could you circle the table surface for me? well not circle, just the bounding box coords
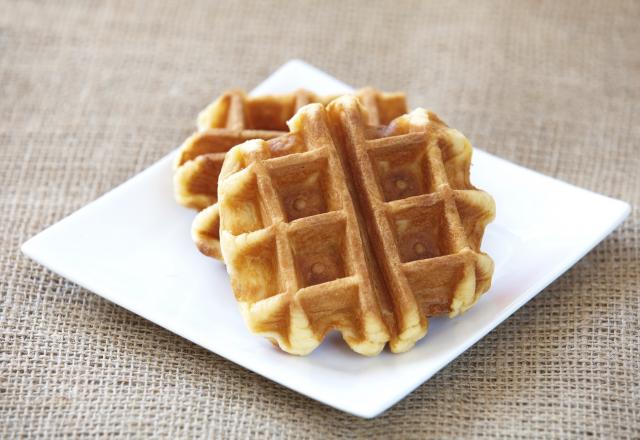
[2,1,638,438]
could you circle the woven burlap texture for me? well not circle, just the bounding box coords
[1,0,638,438]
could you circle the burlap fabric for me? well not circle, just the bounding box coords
[2,0,638,438]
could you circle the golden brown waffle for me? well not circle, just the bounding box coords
[206,96,495,356]
[174,88,407,212]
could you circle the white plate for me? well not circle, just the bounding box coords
[22,60,631,418]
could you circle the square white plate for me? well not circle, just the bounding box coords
[22,60,630,418]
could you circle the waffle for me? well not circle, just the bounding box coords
[210,96,495,355]
[174,88,407,211]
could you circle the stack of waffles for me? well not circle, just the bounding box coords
[173,88,495,355]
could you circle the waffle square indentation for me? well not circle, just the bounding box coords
[289,218,350,288]
[369,143,434,202]
[389,200,455,263]
[269,157,336,222]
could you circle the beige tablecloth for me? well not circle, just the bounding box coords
[2,1,638,438]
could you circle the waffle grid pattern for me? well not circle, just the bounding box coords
[218,98,495,354]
